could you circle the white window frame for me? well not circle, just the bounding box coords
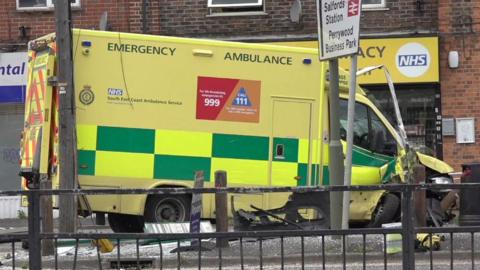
[16,0,81,11]
[208,0,262,8]
[362,0,386,9]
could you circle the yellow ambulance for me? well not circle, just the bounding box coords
[20,29,453,232]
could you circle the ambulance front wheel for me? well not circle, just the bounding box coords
[368,193,400,228]
[144,195,191,223]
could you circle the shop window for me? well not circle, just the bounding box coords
[17,0,80,11]
[365,86,441,158]
[363,0,386,9]
[208,0,265,16]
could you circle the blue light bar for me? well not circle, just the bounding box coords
[303,58,312,64]
[81,41,92,47]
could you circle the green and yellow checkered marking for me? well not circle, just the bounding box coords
[321,144,397,185]
[96,151,154,179]
[213,134,269,160]
[77,125,319,185]
[97,126,155,154]
[155,130,212,157]
[77,125,396,186]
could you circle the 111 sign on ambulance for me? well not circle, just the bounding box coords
[317,0,362,60]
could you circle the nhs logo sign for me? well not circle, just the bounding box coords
[398,54,428,67]
[396,43,430,78]
[108,88,123,96]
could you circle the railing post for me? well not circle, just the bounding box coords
[215,171,229,248]
[28,188,42,270]
[413,165,426,226]
[40,177,54,256]
[401,184,415,270]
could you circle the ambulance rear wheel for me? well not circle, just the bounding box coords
[108,213,145,233]
[144,195,191,223]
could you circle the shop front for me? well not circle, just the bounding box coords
[0,52,27,191]
[271,36,442,158]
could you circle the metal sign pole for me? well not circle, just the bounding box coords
[317,0,362,230]
[328,59,345,230]
[341,54,358,229]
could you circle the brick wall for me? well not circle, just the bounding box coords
[157,0,438,39]
[439,0,480,170]
[0,0,141,45]
[361,0,438,35]
[156,0,317,38]
[0,0,439,44]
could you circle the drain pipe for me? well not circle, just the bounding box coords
[142,0,148,33]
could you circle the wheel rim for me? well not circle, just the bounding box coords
[154,198,186,222]
[375,204,385,220]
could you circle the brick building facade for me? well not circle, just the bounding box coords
[1,0,439,43]
[0,0,477,171]
[438,0,480,171]
[0,0,147,48]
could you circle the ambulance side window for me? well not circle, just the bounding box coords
[339,99,396,156]
[339,100,370,150]
[370,111,397,156]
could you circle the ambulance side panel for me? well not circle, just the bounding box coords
[71,30,325,217]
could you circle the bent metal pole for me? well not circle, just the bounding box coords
[341,54,358,229]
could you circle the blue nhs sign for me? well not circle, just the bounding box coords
[0,52,27,103]
[108,88,123,96]
[398,54,428,67]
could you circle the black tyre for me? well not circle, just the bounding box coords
[368,193,400,228]
[144,195,191,223]
[108,213,145,233]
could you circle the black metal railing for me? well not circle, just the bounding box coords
[0,183,479,269]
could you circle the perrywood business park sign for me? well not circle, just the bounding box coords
[317,0,362,60]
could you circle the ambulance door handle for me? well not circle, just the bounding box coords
[275,144,285,159]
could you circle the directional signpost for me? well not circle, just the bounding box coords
[316,0,362,229]
[318,0,362,61]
